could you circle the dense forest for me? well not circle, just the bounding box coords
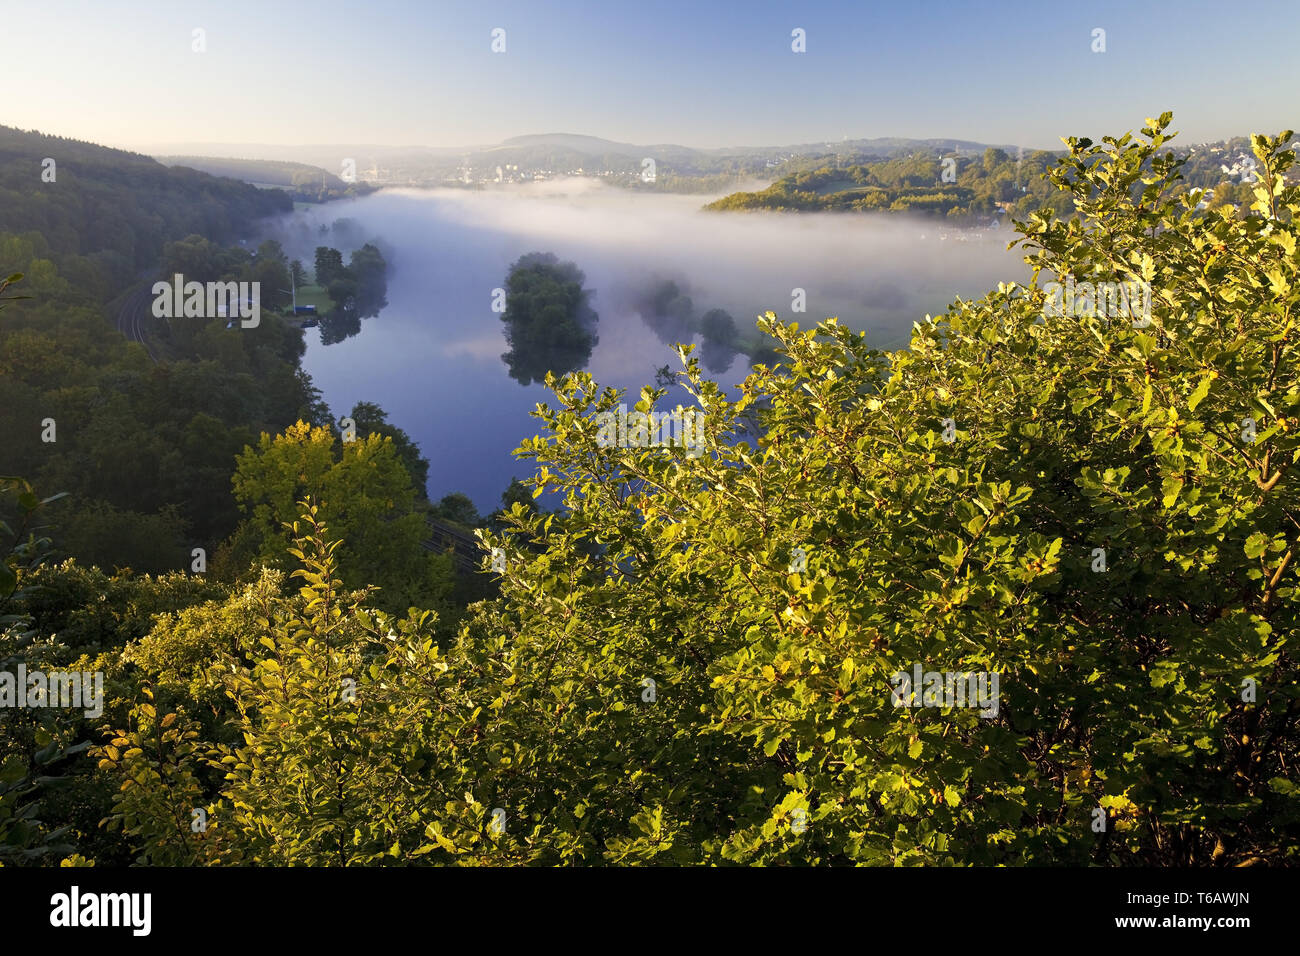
[0,126,293,300]
[0,126,472,619]
[2,115,1298,867]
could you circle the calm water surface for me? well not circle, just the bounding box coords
[264,182,1028,511]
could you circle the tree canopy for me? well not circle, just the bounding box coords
[3,115,1297,867]
[499,252,600,386]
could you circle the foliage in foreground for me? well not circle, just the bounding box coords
[472,115,1300,864]
[7,116,1300,865]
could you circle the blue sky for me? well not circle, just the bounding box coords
[4,0,1296,151]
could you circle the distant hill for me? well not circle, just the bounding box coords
[127,133,1033,190]
[703,134,1281,223]
[462,133,1027,183]
[121,130,1281,197]
[155,154,376,203]
[704,146,1070,223]
[497,133,649,156]
[493,132,1018,161]
[157,155,347,189]
[760,136,1020,157]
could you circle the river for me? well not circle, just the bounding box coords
[261,180,1028,511]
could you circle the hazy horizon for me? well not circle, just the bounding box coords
[7,122,1277,174]
[4,0,1296,157]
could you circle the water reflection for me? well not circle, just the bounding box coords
[257,182,1027,510]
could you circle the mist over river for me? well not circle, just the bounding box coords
[261,180,1029,511]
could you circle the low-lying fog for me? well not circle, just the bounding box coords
[259,180,1030,509]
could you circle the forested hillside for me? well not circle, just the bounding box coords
[0,126,447,592]
[705,147,1069,221]
[706,137,1271,225]
[155,156,376,203]
[0,126,291,301]
[0,126,321,572]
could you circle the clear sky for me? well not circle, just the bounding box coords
[3,0,1296,152]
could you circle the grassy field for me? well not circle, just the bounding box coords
[294,283,334,311]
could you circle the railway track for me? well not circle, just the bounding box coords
[113,282,158,362]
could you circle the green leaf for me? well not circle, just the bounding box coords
[1244,533,1269,559]
[1161,476,1183,508]
[0,755,27,785]
[1187,375,1213,411]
